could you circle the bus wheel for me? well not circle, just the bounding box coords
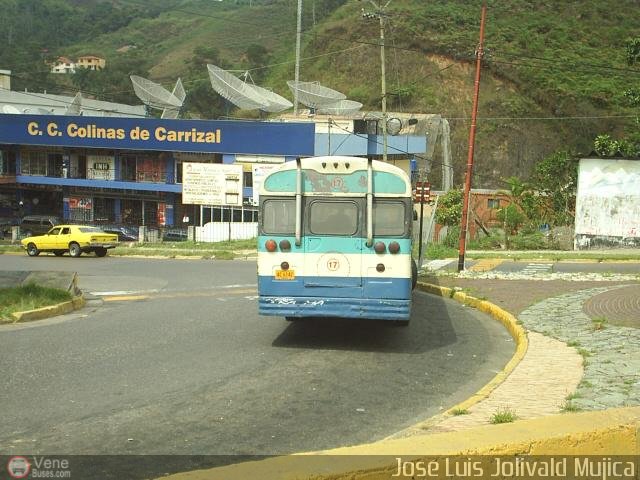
[411,259,418,290]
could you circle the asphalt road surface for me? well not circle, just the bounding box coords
[0,255,513,475]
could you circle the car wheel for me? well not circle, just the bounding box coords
[69,242,82,257]
[95,247,108,257]
[26,243,40,257]
[54,250,65,257]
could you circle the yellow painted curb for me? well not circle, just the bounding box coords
[416,282,528,416]
[9,294,86,323]
[161,407,640,480]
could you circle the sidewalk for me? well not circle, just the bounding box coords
[398,273,640,437]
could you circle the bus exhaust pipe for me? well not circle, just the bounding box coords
[295,157,302,246]
[366,158,373,247]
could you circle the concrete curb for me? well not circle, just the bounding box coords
[161,407,640,480]
[416,281,529,416]
[9,294,86,323]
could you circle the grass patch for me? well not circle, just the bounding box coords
[577,348,591,358]
[567,340,581,347]
[580,380,594,389]
[0,283,72,321]
[561,400,581,412]
[591,316,608,330]
[424,243,458,260]
[450,408,470,416]
[490,407,518,424]
[110,238,258,259]
[566,392,581,401]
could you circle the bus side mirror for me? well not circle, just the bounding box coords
[413,210,418,221]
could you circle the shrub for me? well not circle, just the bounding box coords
[507,232,548,250]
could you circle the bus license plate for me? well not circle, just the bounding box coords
[275,269,295,280]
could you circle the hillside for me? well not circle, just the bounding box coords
[2,0,639,188]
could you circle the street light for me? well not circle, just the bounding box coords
[362,0,391,162]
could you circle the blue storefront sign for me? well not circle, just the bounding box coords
[0,114,315,156]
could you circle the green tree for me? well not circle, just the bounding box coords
[245,44,269,82]
[530,151,579,226]
[435,188,463,226]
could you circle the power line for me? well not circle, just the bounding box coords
[325,118,510,187]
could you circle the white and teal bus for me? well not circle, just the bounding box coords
[257,156,416,325]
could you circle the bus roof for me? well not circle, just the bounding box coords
[259,156,411,197]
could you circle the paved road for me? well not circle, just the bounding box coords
[0,256,513,470]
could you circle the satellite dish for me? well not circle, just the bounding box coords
[247,83,293,113]
[2,105,21,114]
[64,92,83,116]
[386,117,403,135]
[23,107,52,115]
[207,64,269,111]
[286,80,346,109]
[316,99,363,115]
[131,75,183,111]
[161,78,186,119]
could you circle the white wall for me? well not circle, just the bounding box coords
[575,158,640,248]
[195,222,257,242]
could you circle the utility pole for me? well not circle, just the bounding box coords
[294,0,302,116]
[362,0,391,161]
[457,3,487,272]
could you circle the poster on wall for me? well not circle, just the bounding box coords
[137,158,166,183]
[157,203,166,226]
[68,197,93,210]
[252,164,281,206]
[86,155,115,180]
[182,163,242,206]
[575,158,640,238]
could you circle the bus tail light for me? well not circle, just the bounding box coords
[265,239,278,252]
[374,241,386,254]
[279,239,291,251]
[388,241,401,254]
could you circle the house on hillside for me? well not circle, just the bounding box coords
[50,56,75,74]
[76,55,106,71]
[50,55,106,74]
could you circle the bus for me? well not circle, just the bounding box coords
[257,156,417,325]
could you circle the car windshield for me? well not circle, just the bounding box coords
[78,227,105,233]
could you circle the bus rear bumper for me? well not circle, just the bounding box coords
[258,296,411,321]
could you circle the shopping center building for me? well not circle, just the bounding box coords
[0,80,428,230]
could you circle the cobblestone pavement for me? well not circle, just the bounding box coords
[519,285,640,410]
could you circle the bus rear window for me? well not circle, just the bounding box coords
[373,202,406,236]
[262,199,295,234]
[309,201,358,236]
